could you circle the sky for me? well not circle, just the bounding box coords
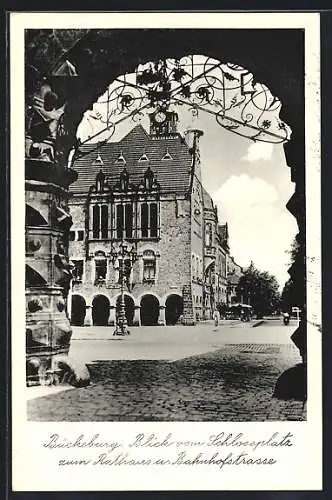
[76,57,298,290]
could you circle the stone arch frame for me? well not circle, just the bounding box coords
[137,291,162,305]
[139,293,161,326]
[70,293,86,326]
[91,293,110,326]
[25,29,306,373]
[113,292,136,326]
[164,293,184,326]
[111,291,137,308]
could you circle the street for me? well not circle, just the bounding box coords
[27,320,306,421]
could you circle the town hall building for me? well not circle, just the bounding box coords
[67,111,236,327]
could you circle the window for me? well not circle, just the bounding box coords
[141,203,149,237]
[72,260,83,281]
[69,230,75,241]
[101,205,108,238]
[92,205,108,239]
[143,250,156,282]
[116,204,124,239]
[205,222,213,247]
[77,230,84,241]
[150,203,158,237]
[92,205,100,239]
[141,202,159,238]
[116,204,133,239]
[95,252,107,283]
[125,204,133,238]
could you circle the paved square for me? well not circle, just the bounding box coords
[27,321,306,421]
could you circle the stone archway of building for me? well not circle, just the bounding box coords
[116,294,135,326]
[71,294,86,326]
[140,294,160,326]
[25,29,306,394]
[92,294,110,326]
[165,294,184,325]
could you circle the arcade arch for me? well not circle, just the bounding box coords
[71,294,86,326]
[165,294,183,326]
[92,294,110,326]
[115,294,135,326]
[140,294,160,326]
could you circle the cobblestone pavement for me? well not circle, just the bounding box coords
[27,323,306,422]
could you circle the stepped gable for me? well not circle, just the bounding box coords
[70,124,193,194]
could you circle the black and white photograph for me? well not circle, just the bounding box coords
[10,11,322,492]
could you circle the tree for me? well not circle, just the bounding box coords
[237,262,280,318]
[281,235,306,312]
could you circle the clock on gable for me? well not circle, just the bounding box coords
[149,110,179,137]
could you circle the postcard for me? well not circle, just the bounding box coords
[10,11,321,492]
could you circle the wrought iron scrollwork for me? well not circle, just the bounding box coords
[79,55,291,157]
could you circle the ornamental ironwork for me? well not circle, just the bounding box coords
[77,55,291,160]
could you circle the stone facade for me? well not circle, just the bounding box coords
[68,119,236,327]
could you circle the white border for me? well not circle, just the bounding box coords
[10,12,321,492]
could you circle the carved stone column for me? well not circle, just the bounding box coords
[108,306,116,326]
[25,73,89,387]
[84,305,93,326]
[133,305,141,326]
[158,305,166,326]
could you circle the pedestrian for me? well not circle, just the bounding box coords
[213,309,220,327]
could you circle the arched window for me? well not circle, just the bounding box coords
[143,250,156,282]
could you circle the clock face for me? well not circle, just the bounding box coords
[155,111,167,123]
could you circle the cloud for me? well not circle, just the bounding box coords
[242,142,274,162]
[213,174,278,210]
[212,174,297,288]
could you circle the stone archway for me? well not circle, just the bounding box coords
[140,294,160,326]
[92,294,110,326]
[116,294,135,326]
[24,28,306,387]
[71,294,86,326]
[165,294,183,325]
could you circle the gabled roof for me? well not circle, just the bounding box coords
[70,124,193,195]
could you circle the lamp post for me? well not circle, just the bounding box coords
[111,232,137,336]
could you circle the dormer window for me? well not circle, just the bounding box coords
[138,152,149,162]
[161,148,173,160]
[93,153,104,166]
[115,150,126,165]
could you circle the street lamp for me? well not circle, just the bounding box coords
[110,232,137,336]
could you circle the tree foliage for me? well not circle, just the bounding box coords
[281,236,306,312]
[237,262,280,318]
